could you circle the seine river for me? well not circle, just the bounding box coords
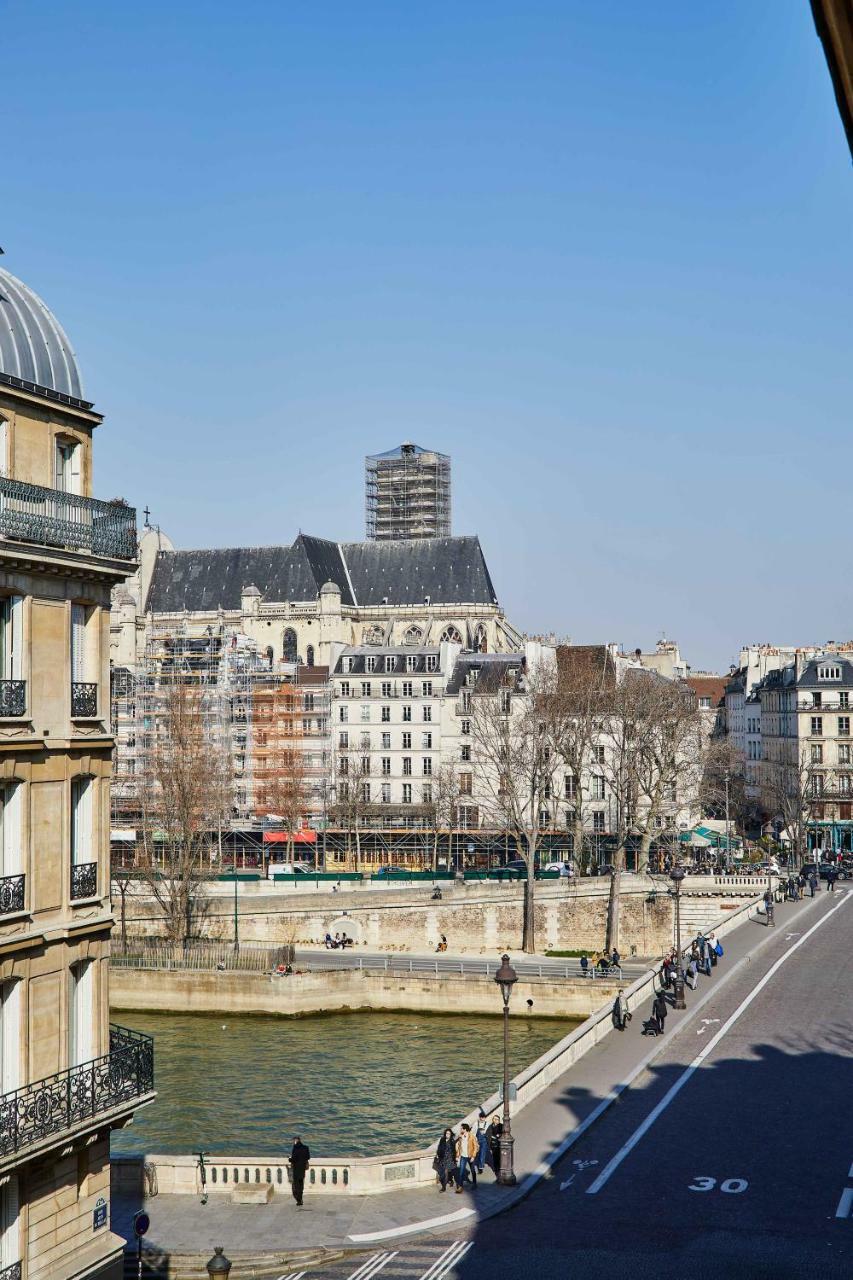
[112,1009,574,1157]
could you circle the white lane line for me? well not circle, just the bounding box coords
[588,891,851,1195]
[347,1253,399,1280]
[349,1206,474,1243]
[848,1160,853,1179]
[835,1188,853,1219]
[420,1239,474,1280]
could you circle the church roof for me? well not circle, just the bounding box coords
[144,533,498,614]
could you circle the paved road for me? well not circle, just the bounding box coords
[301,890,853,1279]
[294,949,647,981]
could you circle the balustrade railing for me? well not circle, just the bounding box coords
[0,1024,153,1159]
[0,874,25,916]
[0,1262,22,1280]
[71,861,98,901]
[71,682,98,718]
[0,476,136,560]
[0,681,26,718]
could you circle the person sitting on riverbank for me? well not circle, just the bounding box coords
[436,935,448,952]
[324,933,335,949]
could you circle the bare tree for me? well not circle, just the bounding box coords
[258,746,312,864]
[469,658,559,953]
[761,745,821,867]
[137,681,231,947]
[424,764,463,872]
[329,749,371,871]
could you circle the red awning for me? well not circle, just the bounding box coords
[262,830,317,844]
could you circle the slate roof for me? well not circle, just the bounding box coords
[797,656,853,687]
[444,653,523,696]
[145,534,498,614]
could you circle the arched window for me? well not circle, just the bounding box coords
[306,645,315,668]
[283,629,297,662]
[474,625,487,653]
[403,625,423,646]
[440,625,463,645]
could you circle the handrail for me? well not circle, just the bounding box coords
[0,476,136,560]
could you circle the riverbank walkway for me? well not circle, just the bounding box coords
[113,889,825,1270]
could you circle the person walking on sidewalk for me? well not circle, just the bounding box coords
[433,1128,457,1193]
[289,1136,310,1206]
[827,867,838,892]
[612,988,631,1031]
[475,1114,489,1174]
[763,888,775,927]
[486,1114,503,1178]
[809,871,818,898]
[455,1123,478,1191]
[652,990,668,1035]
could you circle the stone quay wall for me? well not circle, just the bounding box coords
[117,875,760,957]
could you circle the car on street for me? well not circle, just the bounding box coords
[374,864,409,878]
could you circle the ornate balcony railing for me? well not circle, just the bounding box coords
[0,680,26,718]
[0,1263,22,1280]
[0,1024,154,1159]
[0,476,136,561]
[71,860,98,901]
[0,873,25,917]
[71,682,98,718]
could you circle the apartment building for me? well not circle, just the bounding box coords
[0,265,153,1280]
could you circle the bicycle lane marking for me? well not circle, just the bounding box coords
[587,889,852,1195]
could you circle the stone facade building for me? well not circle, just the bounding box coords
[0,266,153,1280]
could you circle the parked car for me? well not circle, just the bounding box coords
[543,860,575,877]
[374,864,409,878]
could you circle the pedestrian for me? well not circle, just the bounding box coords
[827,868,837,893]
[696,934,711,977]
[797,873,806,900]
[707,932,719,967]
[686,956,698,990]
[610,948,621,970]
[652,990,668,1035]
[289,1136,310,1206]
[475,1114,489,1174]
[454,1123,478,1191]
[763,888,774,927]
[486,1113,503,1177]
[809,871,818,898]
[579,954,589,977]
[612,988,631,1031]
[433,1128,457,1193]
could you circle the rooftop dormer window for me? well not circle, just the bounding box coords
[817,665,841,681]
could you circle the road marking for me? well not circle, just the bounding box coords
[835,1188,853,1219]
[587,891,852,1195]
[848,1160,853,1179]
[419,1240,474,1279]
[276,1273,304,1280]
[349,1207,474,1243]
[347,1253,399,1280]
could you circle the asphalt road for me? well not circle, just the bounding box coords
[294,949,648,981]
[305,889,853,1280]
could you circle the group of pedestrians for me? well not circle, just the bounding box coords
[433,1113,503,1192]
[580,947,621,976]
[626,930,724,1037]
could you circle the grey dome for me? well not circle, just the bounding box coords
[0,267,83,399]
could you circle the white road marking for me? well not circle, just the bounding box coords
[835,1188,853,1219]
[276,1273,304,1280]
[848,1160,853,1179]
[419,1240,474,1279]
[347,1253,399,1280]
[559,1174,576,1191]
[349,1207,474,1243]
[587,891,852,1195]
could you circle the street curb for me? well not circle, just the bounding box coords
[124,1245,346,1279]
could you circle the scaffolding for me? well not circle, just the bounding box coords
[365,442,451,541]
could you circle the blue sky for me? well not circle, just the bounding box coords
[3,1,851,671]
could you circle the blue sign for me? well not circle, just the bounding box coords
[93,1198,108,1231]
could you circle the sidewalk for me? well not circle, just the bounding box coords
[114,889,825,1267]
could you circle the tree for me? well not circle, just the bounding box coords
[424,764,463,872]
[329,749,371,871]
[137,681,231,947]
[761,745,821,867]
[468,657,559,953]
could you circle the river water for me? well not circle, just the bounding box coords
[112,1009,574,1158]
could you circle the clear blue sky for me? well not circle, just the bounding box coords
[4,1,851,671]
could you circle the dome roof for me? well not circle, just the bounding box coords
[0,267,84,400]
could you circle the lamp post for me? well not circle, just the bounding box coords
[669,864,686,1010]
[494,953,518,1186]
[206,1246,232,1278]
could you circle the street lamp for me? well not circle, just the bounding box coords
[669,864,687,1010]
[494,953,518,1186]
[206,1246,232,1278]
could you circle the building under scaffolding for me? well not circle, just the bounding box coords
[365,442,451,541]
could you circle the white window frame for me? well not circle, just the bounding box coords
[71,776,94,868]
[0,1173,20,1271]
[69,958,94,1067]
[0,979,22,1095]
[0,596,23,684]
[0,782,23,881]
[55,437,81,495]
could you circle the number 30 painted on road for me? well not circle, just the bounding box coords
[689,1177,748,1193]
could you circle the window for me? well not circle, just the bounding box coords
[306,645,314,667]
[591,775,605,800]
[365,656,377,673]
[406,655,418,672]
[840,692,849,710]
[565,775,577,799]
[402,705,412,722]
[385,656,395,673]
[459,773,472,796]
[818,665,841,681]
[838,775,851,796]
[361,682,372,698]
[426,655,438,673]
[810,774,824,797]
[461,745,471,762]
[458,805,479,829]
[360,783,371,803]
[839,717,851,737]
[0,979,22,1095]
[339,681,350,698]
[402,681,413,697]
[402,732,412,749]
[344,656,355,673]
[461,691,472,712]
[422,681,433,697]
[381,783,391,804]
[839,744,851,765]
[404,627,422,648]
[423,758,432,776]
[441,626,463,645]
[69,959,94,1067]
[339,706,349,723]
[71,777,94,868]
[699,696,711,709]
[812,692,822,708]
[0,596,23,685]
[461,719,471,736]
[283,628,298,662]
[595,745,606,765]
[71,602,96,692]
[381,682,392,697]
[360,732,370,749]
[811,717,823,737]
[422,784,432,804]
[360,704,371,722]
[55,438,81,494]
[381,732,391,749]
[812,744,824,764]
[423,706,432,722]
[339,757,349,776]
[403,757,412,776]
[422,732,432,749]
[381,757,391,776]
[402,783,412,804]
[592,811,605,833]
[500,690,511,714]
[381,706,391,722]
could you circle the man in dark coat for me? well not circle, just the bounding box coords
[289,1136,310,1206]
[652,991,668,1035]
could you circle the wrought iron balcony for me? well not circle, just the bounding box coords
[71,860,98,901]
[0,873,25,917]
[0,1024,154,1160]
[0,476,136,561]
[0,1263,22,1280]
[0,680,26,718]
[71,682,98,718]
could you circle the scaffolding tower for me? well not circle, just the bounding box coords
[365,442,451,540]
